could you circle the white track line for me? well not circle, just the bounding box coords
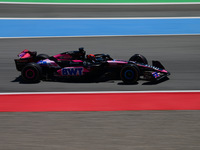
[0,34,200,39]
[1,2,200,5]
[1,17,200,19]
[0,90,200,95]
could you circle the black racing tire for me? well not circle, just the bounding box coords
[129,54,148,64]
[120,65,140,84]
[35,54,49,62]
[21,63,42,83]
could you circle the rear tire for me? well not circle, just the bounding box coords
[129,54,148,64]
[120,65,140,84]
[21,63,42,83]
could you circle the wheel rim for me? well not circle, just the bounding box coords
[124,70,134,80]
[25,69,35,79]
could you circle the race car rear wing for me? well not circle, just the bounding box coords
[15,49,37,71]
[18,49,37,59]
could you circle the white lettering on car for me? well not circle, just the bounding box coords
[62,67,83,76]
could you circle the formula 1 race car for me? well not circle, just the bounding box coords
[14,47,170,84]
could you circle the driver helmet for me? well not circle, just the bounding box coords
[87,54,95,61]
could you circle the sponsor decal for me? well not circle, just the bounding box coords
[138,64,161,71]
[62,67,83,76]
[37,60,59,67]
[37,60,47,65]
[19,52,25,58]
[152,72,160,78]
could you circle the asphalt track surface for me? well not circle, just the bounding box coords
[1,111,200,150]
[0,3,200,18]
[1,3,200,150]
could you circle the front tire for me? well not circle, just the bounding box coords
[120,65,140,84]
[21,63,42,83]
[129,54,148,64]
